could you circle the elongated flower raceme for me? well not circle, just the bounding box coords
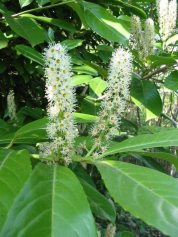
[7,90,17,121]
[144,18,155,57]
[131,16,155,61]
[131,15,146,60]
[90,48,132,158]
[156,0,177,41]
[40,43,78,163]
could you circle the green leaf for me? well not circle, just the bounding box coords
[15,44,44,65]
[14,117,48,144]
[36,0,50,6]
[19,0,33,8]
[22,14,76,33]
[164,71,178,91]
[5,14,47,46]
[96,160,178,237]
[101,129,178,157]
[73,65,98,76]
[75,112,97,123]
[79,178,116,223]
[0,150,31,230]
[147,55,177,68]
[0,30,8,49]
[82,1,130,44]
[131,77,162,120]
[1,163,97,237]
[111,0,147,19]
[166,34,178,46]
[89,77,107,97]
[62,39,83,50]
[5,113,97,145]
[72,75,92,86]
[130,151,178,170]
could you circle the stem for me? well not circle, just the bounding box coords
[0,0,75,21]
[162,112,178,128]
[85,144,97,157]
[142,64,177,80]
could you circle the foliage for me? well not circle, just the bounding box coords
[0,0,178,237]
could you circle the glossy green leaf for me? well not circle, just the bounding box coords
[15,44,44,65]
[75,112,97,123]
[100,129,178,157]
[4,14,46,46]
[89,77,107,97]
[80,178,116,223]
[0,30,8,49]
[62,39,83,50]
[22,14,76,33]
[19,0,33,8]
[36,0,50,6]
[1,113,97,145]
[0,150,31,230]
[96,160,178,237]
[111,0,147,18]
[73,65,98,76]
[164,71,178,91]
[14,117,48,144]
[82,1,130,44]
[72,75,92,86]
[130,151,178,170]
[147,55,177,68]
[67,2,89,28]
[1,163,97,237]
[131,77,162,120]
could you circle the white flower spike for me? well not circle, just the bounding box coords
[40,42,78,164]
[90,47,132,156]
[156,0,177,41]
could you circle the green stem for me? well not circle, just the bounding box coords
[5,138,14,149]
[0,0,75,21]
[85,144,97,157]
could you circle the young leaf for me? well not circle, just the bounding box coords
[96,160,178,237]
[89,77,107,97]
[72,75,92,86]
[0,150,31,230]
[1,163,97,237]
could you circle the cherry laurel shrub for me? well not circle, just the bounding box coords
[0,0,178,237]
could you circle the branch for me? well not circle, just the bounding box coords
[142,65,169,80]
[0,0,75,21]
[162,112,178,128]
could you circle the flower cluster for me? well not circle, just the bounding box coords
[131,16,155,61]
[39,43,78,163]
[156,0,177,41]
[7,90,16,121]
[90,48,132,157]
